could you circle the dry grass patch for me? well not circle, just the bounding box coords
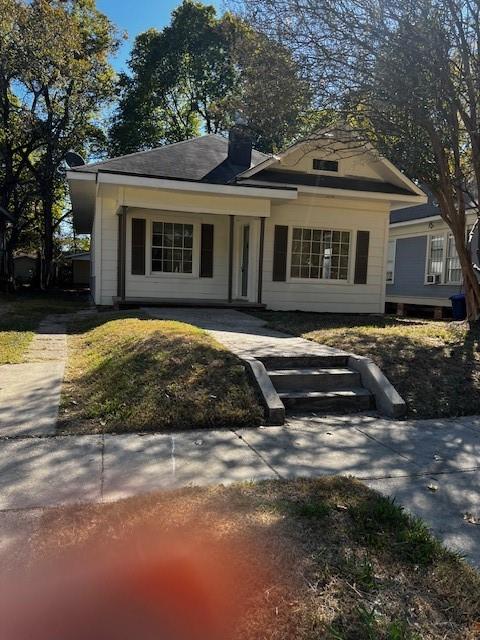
[0,292,87,364]
[16,478,480,639]
[60,312,263,433]
[252,312,480,418]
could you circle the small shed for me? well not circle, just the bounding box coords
[14,254,37,284]
[71,252,91,285]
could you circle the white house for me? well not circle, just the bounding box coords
[68,127,425,312]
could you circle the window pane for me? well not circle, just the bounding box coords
[151,222,194,273]
[446,235,461,283]
[300,266,310,278]
[386,240,395,283]
[290,227,350,280]
[152,260,162,272]
[428,236,444,276]
[184,227,193,248]
[291,266,300,277]
[163,223,172,246]
[173,224,183,247]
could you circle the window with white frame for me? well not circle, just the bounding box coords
[446,234,462,284]
[386,240,396,283]
[151,222,193,273]
[290,228,350,280]
[427,235,444,277]
[425,228,473,284]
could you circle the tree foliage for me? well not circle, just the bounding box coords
[109,0,311,155]
[0,0,118,287]
[238,0,480,322]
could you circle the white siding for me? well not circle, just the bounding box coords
[94,190,119,305]
[93,183,390,312]
[262,194,389,313]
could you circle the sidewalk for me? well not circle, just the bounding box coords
[1,414,479,566]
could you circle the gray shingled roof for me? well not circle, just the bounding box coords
[71,134,270,184]
[240,169,414,196]
[390,187,439,224]
[390,202,440,224]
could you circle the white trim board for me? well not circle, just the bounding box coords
[68,171,298,200]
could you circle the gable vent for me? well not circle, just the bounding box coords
[313,159,338,172]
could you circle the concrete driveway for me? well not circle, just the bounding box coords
[1,413,479,567]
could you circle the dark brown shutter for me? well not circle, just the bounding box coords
[200,223,214,278]
[131,218,146,275]
[272,225,288,281]
[354,230,370,284]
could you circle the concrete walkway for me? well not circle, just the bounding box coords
[144,307,348,359]
[0,414,479,566]
[0,315,68,437]
[0,310,95,437]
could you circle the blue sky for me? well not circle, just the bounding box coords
[96,0,222,73]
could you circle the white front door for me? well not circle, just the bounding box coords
[239,223,250,298]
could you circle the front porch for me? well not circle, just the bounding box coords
[115,297,266,310]
[116,204,268,307]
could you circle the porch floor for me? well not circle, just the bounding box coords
[117,298,267,310]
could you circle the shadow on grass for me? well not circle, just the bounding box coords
[0,290,90,364]
[29,477,480,640]
[60,312,264,433]
[254,312,480,418]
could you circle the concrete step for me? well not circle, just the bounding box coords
[259,354,349,370]
[268,367,361,392]
[278,388,373,412]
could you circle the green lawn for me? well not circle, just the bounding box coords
[59,312,264,433]
[252,312,480,418]
[0,292,88,364]
[27,477,480,639]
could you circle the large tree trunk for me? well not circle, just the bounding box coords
[436,184,480,324]
[41,195,55,289]
[456,232,480,323]
[4,228,18,292]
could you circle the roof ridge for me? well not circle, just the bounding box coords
[71,134,219,171]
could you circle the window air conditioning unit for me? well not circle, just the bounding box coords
[426,273,441,284]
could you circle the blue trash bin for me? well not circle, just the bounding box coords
[450,293,467,320]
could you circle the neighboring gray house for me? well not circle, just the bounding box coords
[386,191,478,315]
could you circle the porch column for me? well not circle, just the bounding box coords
[228,214,235,303]
[257,217,266,304]
[116,205,127,301]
